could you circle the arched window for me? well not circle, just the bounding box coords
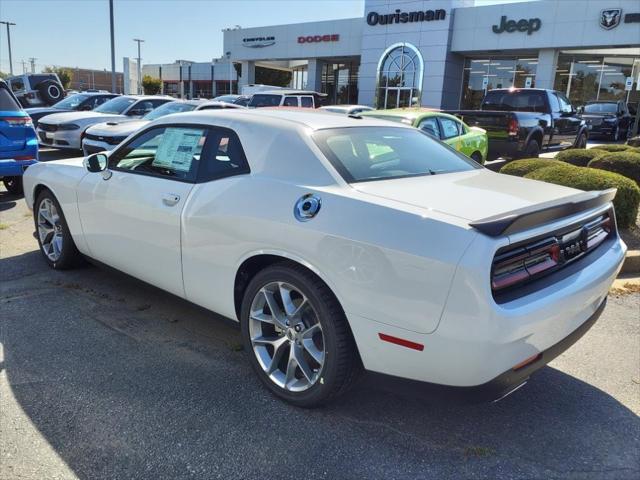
[376,43,424,109]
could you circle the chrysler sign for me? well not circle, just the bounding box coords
[242,36,275,48]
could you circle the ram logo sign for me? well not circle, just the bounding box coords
[600,9,622,30]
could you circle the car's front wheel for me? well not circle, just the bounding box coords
[34,190,82,269]
[240,264,360,407]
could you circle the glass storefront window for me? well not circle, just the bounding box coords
[553,52,639,107]
[376,43,423,109]
[460,56,538,109]
[321,61,359,105]
[292,66,308,90]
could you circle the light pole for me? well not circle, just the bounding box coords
[109,0,116,93]
[226,51,232,95]
[0,21,16,75]
[133,38,144,94]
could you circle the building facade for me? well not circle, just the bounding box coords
[220,0,639,108]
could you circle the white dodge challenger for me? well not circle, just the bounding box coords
[23,109,626,406]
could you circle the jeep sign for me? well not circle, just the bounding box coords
[492,16,542,35]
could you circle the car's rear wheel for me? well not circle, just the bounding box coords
[240,263,359,407]
[34,190,82,269]
[574,132,588,149]
[3,176,23,195]
[523,139,540,158]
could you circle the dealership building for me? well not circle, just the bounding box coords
[139,0,640,109]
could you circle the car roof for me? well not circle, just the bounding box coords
[197,100,245,109]
[360,108,460,123]
[257,90,327,97]
[151,108,411,131]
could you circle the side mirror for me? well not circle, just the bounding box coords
[576,106,584,114]
[85,153,108,173]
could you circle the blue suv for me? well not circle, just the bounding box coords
[0,79,38,195]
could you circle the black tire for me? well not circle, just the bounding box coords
[240,263,360,407]
[33,189,82,269]
[574,132,588,149]
[522,139,540,158]
[37,80,64,105]
[3,176,23,195]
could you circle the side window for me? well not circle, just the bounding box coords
[95,96,112,107]
[438,117,461,139]
[198,129,250,182]
[300,96,314,108]
[556,93,573,113]
[417,117,441,139]
[283,96,298,107]
[549,93,560,113]
[149,99,169,108]
[110,126,207,182]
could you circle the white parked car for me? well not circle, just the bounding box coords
[23,110,626,406]
[82,100,245,155]
[320,105,373,115]
[248,90,326,108]
[36,95,172,150]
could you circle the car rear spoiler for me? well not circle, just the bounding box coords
[469,188,617,237]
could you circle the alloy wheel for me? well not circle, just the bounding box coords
[249,281,325,392]
[37,198,63,262]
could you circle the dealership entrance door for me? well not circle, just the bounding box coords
[384,87,413,108]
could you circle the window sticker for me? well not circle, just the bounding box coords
[153,128,204,172]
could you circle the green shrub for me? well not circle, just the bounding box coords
[525,166,640,229]
[555,148,604,166]
[627,135,640,148]
[588,151,640,186]
[590,144,633,153]
[499,158,570,177]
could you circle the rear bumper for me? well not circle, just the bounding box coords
[366,296,606,402]
[0,158,38,177]
[487,138,523,160]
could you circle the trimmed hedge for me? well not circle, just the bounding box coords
[525,166,640,229]
[499,158,569,177]
[590,144,634,153]
[555,148,603,166]
[588,151,640,186]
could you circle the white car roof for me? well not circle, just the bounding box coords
[150,108,409,131]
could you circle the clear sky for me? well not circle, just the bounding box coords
[0,0,534,74]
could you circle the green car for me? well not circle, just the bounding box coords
[360,108,488,164]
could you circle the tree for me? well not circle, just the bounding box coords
[142,75,161,95]
[43,66,72,88]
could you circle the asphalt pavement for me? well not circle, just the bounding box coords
[0,149,639,480]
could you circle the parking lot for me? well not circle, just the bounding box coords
[0,148,639,480]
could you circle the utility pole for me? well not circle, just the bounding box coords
[133,38,144,94]
[20,59,27,74]
[109,0,116,93]
[226,51,232,95]
[29,57,36,73]
[0,21,16,75]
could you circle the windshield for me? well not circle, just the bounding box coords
[249,94,281,108]
[584,103,617,114]
[313,127,479,183]
[52,94,90,109]
[143,101,198,120]
[94,96,136,114]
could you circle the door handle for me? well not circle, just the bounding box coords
[162,193,180,206]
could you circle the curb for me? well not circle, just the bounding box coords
[621,250,640,275]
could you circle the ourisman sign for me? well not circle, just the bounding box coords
[367,8,446,26]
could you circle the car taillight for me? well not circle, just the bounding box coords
[508,117,519,136]
[492,238,559,291]
[14,155,36,161]
[491,212,614,295]
[0,116,33,127]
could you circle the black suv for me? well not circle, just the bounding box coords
[579,100,633,141]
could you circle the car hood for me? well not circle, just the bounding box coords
[351,169,580,222]
[86,119,148,136]
[25,107,68,115]
[38,111,125,125]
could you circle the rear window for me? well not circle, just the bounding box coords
[313,127,479,183]
[249,94,282,108]
[481,90,547,113]
[0,86,21,111]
